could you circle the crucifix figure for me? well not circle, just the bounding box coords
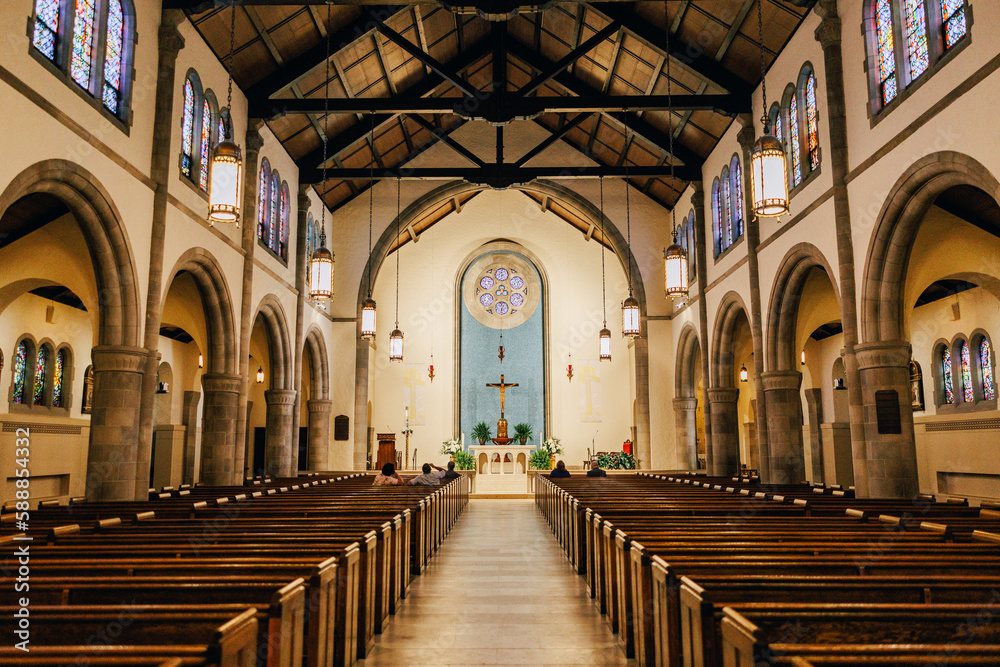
[486,374,518,441]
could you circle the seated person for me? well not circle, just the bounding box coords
[549,460,571,478]
[373,462,403,486]
[409,463,442,486]
[586,460,608,477]
[436,461,461,479]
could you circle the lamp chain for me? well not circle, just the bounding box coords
[666,3,677,242]
[319,3,330,244]
[600,176,606,328]
[226,6,234,113]
[395,177,400,329]
[758,0,769,130]
[624,112,633,297]
[368,112,375,299]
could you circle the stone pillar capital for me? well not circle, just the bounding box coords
[673,397,698,411]
[707,387,741,404]
[298,191,311,213]
[91,345,148,374]
[855,340,912,371]
[760,370,803,392]
[737,121,756,154]
[182,390,201,408]
[245,129,264,155]
[265,388,298,406]
[690,181,705,208]
[201,372,243,395]
[815,17,842,50]
[307,398,333,413]
[814,0,840,22]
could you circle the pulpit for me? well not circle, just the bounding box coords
[376,433,396,470]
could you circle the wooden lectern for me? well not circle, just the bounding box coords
[376,433,397,470]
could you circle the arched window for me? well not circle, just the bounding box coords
[942,0,967,49]
[729,155,743,240]
[711,178,721,258]
[981,336,995,400]
[279,183,290,259]
[82,365,94,414]
[787,88,802,187]
[269,171,280,251]
[910,360,925,411]
[31,0,134,121]
[903,0,930,81]
[686,210,696,280]
[874,0,898,104]
[770,103,783,151]
[959,339,974,403]
[803,72,820,172]
[34,344,49,406]
[199,97,212,190]
[12,339,31,405]
[257,159,271,243]
[720,166,732,249]
[941,345,955,404]
[181,77,196,179]
[53,348,68,408]
[180,73,217,191]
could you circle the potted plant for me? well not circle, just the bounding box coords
[440,437,462,459]
[528,449,552,470]
[539,437,563,469]
[472,421,492,445]
[452,450,476,471]
[513,423,533,446]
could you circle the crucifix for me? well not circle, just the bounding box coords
[486,374,518,441]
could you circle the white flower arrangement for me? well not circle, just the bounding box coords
[440,437,462,455]
[539,437,563,456]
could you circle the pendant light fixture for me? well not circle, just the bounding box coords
[749,0,789,217]
[256,366,264,384]
[621,113,640,337]
[739,364,749,383]
[662,19,689,300]
[309,5,334,301]
[207,7,243,225]
[598,176,612,361]
[361,113,377,339]
[389,178,404,362]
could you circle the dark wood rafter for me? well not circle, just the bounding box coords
[517,20,621,96]
[377,24,480,97]
[515,113,590,167]
[303,164,702,185]
[406,114,486,167]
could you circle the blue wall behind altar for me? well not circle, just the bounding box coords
[460,258,545,450]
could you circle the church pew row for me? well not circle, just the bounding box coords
[4,472,469,667]
[535,474,1000,667]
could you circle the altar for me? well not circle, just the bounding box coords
[468,443,537,495]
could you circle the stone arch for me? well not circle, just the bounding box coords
[303,325,330,400]
[710,291,753,388]
[675,324,702,397]
[0,160,141,347]
[163,248,238,375]
[253,294,293,391]
[862,151,1000,343]
[674,324,702,470]
[765,243,841,371]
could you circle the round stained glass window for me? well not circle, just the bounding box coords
[510,293,524,307]
[480,276,494,289]
[467,253,537,326]
[495,301,509,315]
[510,276,524,289]
[495,268,509,281]
[480,293,494,307]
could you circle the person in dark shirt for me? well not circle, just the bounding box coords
[550,460,570,478]
[439,461,461,479]
[586,461,608,477]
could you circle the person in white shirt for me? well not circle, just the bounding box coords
[409,463,441,486]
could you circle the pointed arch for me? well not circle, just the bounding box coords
[711,291,753,387]
[675,325,702,398]
[303,325,330,400]
[253,294,293,391]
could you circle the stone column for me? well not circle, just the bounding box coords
[181,390,200,484]
[200,373,242,485]
[632,335,652,470]
[856,341,919,498]
[804,388,825,483]
[134,10,186,500]
[690,183,715,471]
[307,398,333,471]
[736,119,771,482]
[354,338,371,470]
[86,346,147,501]
[264,389,297,477]
[289,187,312,474]
[672,397,698,470]
[232,124,265,481]
[762,371,805,483]
[708,388,740,476]
[815,1,868,495]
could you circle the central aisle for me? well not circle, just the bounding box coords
[362,499,630,666]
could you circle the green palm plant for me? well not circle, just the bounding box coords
[513,423,533,446]
[472,421,492,444]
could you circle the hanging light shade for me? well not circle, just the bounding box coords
[663,242,689,299]
[599,327,612,361]
[622,296,640,337]
[389,328,404,362]
[361,298,377,339]
[309,244,334,301]
[207,115,243,225]
[256,366,264,384]
[198,354,203,369]
[750,133,789,217]
[739,364,749,383]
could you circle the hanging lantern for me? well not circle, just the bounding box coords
[389,328,404,362]
[207,136,242,223]
[663,242,689,299]
[361,298,377,339]
[256,366,264,384]
[750,133,789,217]
[198,354,203,369]
[599,327,612,361]
[801,350,806,365]
[309,242,334,301]
[622,296,640,337]
[739,364,749,383]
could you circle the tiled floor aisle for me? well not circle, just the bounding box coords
[361,499,631,666]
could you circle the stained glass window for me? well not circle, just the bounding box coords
[805,74,820,171]
[712,179,721,257]
[34,346,47,406]
[102,0,124,113]
[279,184,289,259]
[788,94,802,186]
[942,346,954,404]
[257,160,269,242]
[960,339,974,402]
[12,341,28,404]
[32,0,60,60]
[181,79,195,177]
[269,172,279,251]
[306,215,315,287]
[730,157,743,239]
[773,105,783,150]
[942,0,967,49]
[199,99,211,190]
[981,338,995,401]
[903,0,930,81]
[687,212,696,278]
[70,0,96,89]
[721,168,732,249]
[875,0,898,105]
[53,349,66,408]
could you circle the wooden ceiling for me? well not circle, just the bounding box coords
[183,1,815,214]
